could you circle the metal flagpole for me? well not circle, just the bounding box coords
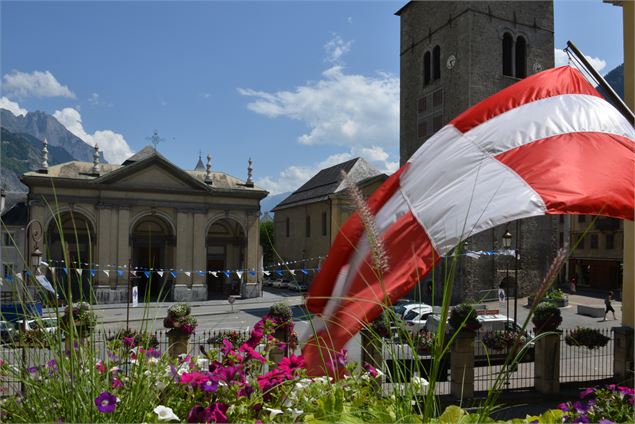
[566,40,634,125]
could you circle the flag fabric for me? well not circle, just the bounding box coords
[302,66,635,375]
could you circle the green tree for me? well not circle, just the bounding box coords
[260,220,274,265]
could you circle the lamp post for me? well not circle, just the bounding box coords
[21,219,42,396]
[502,230,512,326]
[23,220,43,305]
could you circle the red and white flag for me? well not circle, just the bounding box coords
[302,66,635,375]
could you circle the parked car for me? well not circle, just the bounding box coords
[262,278,274,287]
[272,279,290,289]
[17,317,59,335]
[403,304,434,333]
[392,299,415,317]
[0,320,17,343]
[288,281,308,292]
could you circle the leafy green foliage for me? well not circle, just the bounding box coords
[565,327,610,350]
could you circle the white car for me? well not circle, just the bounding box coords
[17,317,59,335]
[403,304,434,333]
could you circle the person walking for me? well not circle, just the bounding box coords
[602,290,617,321]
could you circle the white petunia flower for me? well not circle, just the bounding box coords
[153,405,180,422]
[264,407,284,421]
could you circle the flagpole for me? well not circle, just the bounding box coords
[566,40,634,125]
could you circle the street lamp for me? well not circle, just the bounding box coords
[502,230,512,325]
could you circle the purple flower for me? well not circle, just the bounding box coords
[201,378,219,393]
[47,359,58,374]
[580,387,595,399]
[221,339,234,356]
[237,384,254,398]
[187,405,206,423]
[598,420,615,424]
[94,391,117,413]
[363,362,379,377]
[557,403,570,412]
[27,366,38,375]
[328,348,348,370]
[572,415,590,424]
[122,336,135,348]
[277,354,305,377]
[238,343,266,363]
[107,351,119,361]
[573,401,588,414]
[215,365,244,384]
[207,402,228,423]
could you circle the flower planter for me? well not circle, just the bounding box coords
[528,296,568,308]
[167,330,190,358]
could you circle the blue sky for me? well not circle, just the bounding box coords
[1,1,625,197]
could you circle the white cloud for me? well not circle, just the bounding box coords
[347,16,353,24]
[2,70,75,99]
[238,65,399,149]
[52,107,133,164]
[0,96,27,116]
[554,48,606,73]
[324,33,352,64]
[199,92,211,99]
[256,146,398,195]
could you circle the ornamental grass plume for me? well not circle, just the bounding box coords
[533,246,568,306]
[340,170,389,277]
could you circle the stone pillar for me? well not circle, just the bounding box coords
[116,207,130,288]
[612,326,634,386]
[243,211,260,298]
[360,329,383,370]
[96,205,112,287]
[534,333,560,394]
[191,212,206,300]
[167,330,190,358]
[450,331,474,399]
[174,210,194,301]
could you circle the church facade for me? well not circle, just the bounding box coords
[20,144,267,303]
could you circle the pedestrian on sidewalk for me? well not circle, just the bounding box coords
[569,275,577,293]
[602,290,616,321]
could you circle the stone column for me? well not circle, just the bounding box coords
[360,329,383,371]
[116,207,130,286]
[190,211,207,301]
[534,333,560,394]
[612,326,634,386]
[174,210,193,301]
[450,330,475,399]
[242,210,260,298]
[95,205,112,302]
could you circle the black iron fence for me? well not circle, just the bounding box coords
[0,328,252,396]
[560,328,613,383]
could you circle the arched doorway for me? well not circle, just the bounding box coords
[206,219,245,299]
[131,216,174,302]
[46,211,96,303]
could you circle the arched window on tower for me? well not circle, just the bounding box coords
[432,45,441,80]
[515,36,527,78]
[503,33,514,77]
[423,51,431,86]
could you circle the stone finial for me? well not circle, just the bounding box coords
[246,158,254,187]
[40,138,49,173]
[92,144,100,175]
[205,154,213,184]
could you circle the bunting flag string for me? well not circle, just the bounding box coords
[8,249,514,289]
[4,248,516,288]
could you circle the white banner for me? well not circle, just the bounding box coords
[132,286,138,307]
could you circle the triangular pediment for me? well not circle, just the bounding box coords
[94,155,209,191]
